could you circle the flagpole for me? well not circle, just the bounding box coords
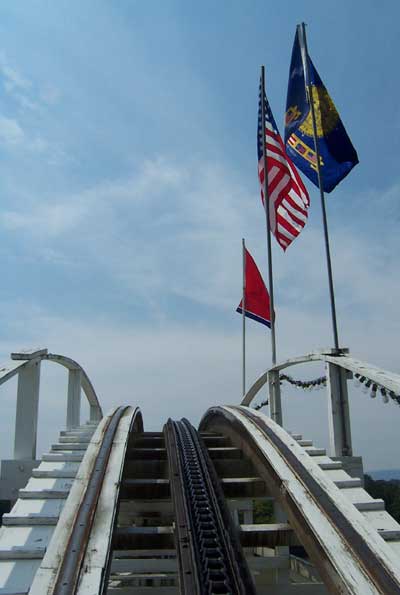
[261,67,282,425]
[298,23,340,352]
[242,238,246,397]
[260,66,277,366]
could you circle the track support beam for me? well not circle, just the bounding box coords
[67,369,82,430]
[326,363,352,457]
[14,360,41,460]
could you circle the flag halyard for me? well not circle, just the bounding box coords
[258,81,310,251]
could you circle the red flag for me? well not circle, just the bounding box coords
[236,248,272,327]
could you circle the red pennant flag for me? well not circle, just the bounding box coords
[236,248,272,327]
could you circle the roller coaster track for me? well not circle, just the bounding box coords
[164,418,255,595]
[1,405,400,593]
[0,349,400,593]
[200,406,400,594]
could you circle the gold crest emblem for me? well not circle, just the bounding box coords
[300,86,339,138]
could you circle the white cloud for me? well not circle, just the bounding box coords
[1,201,91,236]
[0,115,25,146]
[0,157,399,472]
[0,52,61,112]
[0,51,62,161]
[0,114,51,153]
[3,157,400,323]
[0,52,31,94]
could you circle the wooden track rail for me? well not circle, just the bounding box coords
[200,406,400,595]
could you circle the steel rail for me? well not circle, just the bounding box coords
[52,406,129,595]
[200,406,400,595]
[237,407,400,594]
[90,407,144,594]
[165,418,255,595]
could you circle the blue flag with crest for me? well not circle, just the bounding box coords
[284,28,358,193]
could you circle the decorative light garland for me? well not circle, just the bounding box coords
[254,399,268,410]
[354,373,400,405]
[253,372,400,410]
[279,373,327,390]
[253,373,327,410]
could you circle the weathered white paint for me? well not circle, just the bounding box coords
[268,369,282,426]
[241,351,400,407]
[220,406,400,593]
[11,348,48,361]
[326,363,353,457]
[42,352,102,421]
[76,408,141,594]
[9,348,103,421]
[240,351,398,468]
[28,407,142,595]
[66,369,82,430]
[0,423,95,594]
[28,411,115,595]
[14,361,41,460]
[326,354,400,395]
[0,526,54,559]
[0,559,41,594]
[2,497,66,526]
[0,348,103,504]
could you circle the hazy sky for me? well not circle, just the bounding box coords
[0,1,398,471]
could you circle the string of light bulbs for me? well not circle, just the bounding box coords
[279,373,326,390]
[253,373,327,410]
[253,372,400,410]
[353,373,400,405]
[254,399,268,410]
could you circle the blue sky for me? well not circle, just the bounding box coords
[0,1,399,471]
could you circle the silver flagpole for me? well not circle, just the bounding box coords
[299,23,351,455]
[298,23,340,351]
[261,67,282,425]
[260,66,277,365]
[242,238,246,397]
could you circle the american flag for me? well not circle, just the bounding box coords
[258,82,310,251]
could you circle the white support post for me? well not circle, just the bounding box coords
[269,370,282,426]
[90,403,102,423]
[67,369,82,430]
[13,360,41,460]
[326,362,353,457]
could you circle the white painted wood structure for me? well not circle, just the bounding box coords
[0,347,398,593]
[0,348,103,502]
[200,406,400,594]
[241,349,400,459]
[29,406,143,595]
[0,421,99,594]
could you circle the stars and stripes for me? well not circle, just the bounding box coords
[258,82,310,251]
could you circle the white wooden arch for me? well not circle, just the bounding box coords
[241,349,400,459]
[0,348,103,462]
[241,349,400,407]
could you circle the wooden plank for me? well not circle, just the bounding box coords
[202,406,396,594]
[28,410,118,595]
[240,523,298,548]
